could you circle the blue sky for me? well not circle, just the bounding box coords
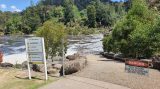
[0,0,123,12]
[0,0,39,12]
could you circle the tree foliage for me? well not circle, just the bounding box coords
[63,0,75,25]
[6,13,22,34]
[87,4,96,28]
[0,0,127,34]
[103,0,159,58]
[22,6,41,34]
[36,20,67,59]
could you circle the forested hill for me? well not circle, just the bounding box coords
[0,0,159,35]
[41,0,113,10]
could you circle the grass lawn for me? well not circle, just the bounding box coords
[0,68,58,89]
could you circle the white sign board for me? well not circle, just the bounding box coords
[28,53,44,62]
[26,37,44,62]
[25,37,48,80]
[27,38,43,52]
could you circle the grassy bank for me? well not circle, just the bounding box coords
[0,68,58,89]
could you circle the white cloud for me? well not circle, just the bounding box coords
[11,5,16,9]
[0,4,7,9]
[14,9,21,12]
[10,5,21,12]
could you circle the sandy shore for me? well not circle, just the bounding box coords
[74,54,160,89]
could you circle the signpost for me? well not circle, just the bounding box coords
[125,60,149,76]
[25,37,48,80]
[62,38,65,76]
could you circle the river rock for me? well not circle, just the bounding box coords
[48,69,57,74]
[152,56,160,70]
[21,61,28,69]
[59,58,87,76]
[52,64,62,70]
[32,64,60,75]
[32,64,43,72]
[32,64,52,73]
[66,55,76,61]
[102,52,115,59]
[66,53,80,61]
[0,62,13,67]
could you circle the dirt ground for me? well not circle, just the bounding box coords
[74,54,160,89]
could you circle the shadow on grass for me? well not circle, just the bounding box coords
[15,76,44,80]
[48,75,60,78]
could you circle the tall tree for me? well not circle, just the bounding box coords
[87,4,96,28]
[124,0,131,11]
[96,1,116,27]
[1,11,12,34]
[63,0,75,25]
[5,13,22,34]
[22,6,41,34]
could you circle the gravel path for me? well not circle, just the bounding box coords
[40,76,130,89]
[74,55,160,89]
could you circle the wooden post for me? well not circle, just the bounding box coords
[25,39,31,80]
[42,38,48,80]
[62,38,65,76]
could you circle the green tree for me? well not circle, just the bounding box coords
[37,4,52,24]
[0,11,5,33]
[103,0,157,58]
[6,13,22,34]
[36,20,67,59]
[149,17,160,55]
[87,5,96,28]
[49,6,64,18]
[63,0,75,25]
[22,6,41,34]
[96,1,116,27]
[0,11,12,34]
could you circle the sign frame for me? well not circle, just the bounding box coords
[125,59,149,76]
[25,37,48,80]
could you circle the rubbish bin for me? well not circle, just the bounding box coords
[0,51,3,63]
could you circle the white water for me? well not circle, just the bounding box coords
[0,34,103,64]
[3,52,27,64]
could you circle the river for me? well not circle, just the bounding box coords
[0,34,103,64]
